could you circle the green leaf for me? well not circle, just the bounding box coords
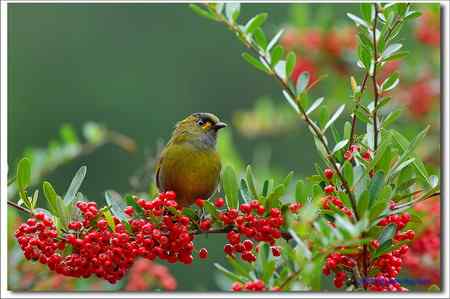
[404,11,422,22]
[323,104,345,132]
[282,90,300,114]
[226,256,253,278]
[306,97,324,115]
[214,263,246,283]
[189,4,217,21]
[295,180,306,205]
[43,181,59,217]
[105,190,127,222]
[222,166,239,209]
[343,161,353,186]
[370,198,388,221]
[332,139,348,154]
[282,171,294,188]
[125,195,145,218]
[262,179,270,197]
[357,190,369,218]
[267,28,285,51]
[266,184,285,210]
[270,45,284,67]
[242,52,269,73]
[244,13,268,35]
[286,51,297,77]
[256,242,269,275]
[381,72,400,92]
[253,28,268,49]
[368,171,385,208]
[288,229,312,260]
[103,209,115,231]
[240,179,252,203]
[358,44,372,69]
[381,43,402,60]
[60,124,79,145]
[17,157,31,197]
[382,50,409,62]
[382,108,402,128]
[347,13,370,28]
[378,223,397,245]
[296,71,310,94]
[246,165,258,199]
[63,166,87,205]
[225,2,240,22]
[360,3,373,23]
[274,61,286,81]
[203,200,219,220]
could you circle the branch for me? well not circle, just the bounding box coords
[371,4,380,152]
[7,200,33,215]
[213,11,359,222]
[348,73,369,150]
[278,269,301,290]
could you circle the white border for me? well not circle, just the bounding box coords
[1,1,449,298]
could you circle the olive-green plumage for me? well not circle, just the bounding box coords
[155,113,227,207]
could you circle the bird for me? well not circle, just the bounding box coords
[155,112,227,207]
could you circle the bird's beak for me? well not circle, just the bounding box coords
[214,122,228,130]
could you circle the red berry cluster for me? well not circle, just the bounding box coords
[321,195,353,218]
[231,279,266,291]
[323,212,415,291]
[218,201,284,263]
[125,258,177,291]
[15,192,204,284]
[322,252,355,288]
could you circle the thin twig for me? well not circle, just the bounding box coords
[279,269,301,290]
[371,4,380,152]
[7,200,33,215]
[348,73,370,150]
[214,12,359,222]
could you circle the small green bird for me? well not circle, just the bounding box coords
[155,112,227,207]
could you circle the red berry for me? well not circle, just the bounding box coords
[242,239,254,251]
[214,198,225,208]
[224,243,234,255]
[343,150,353,161]
[199,220,211,232]
[324,168,334,180]
[232,282,243,291]
[35,212,46,221]
[362,150,372,161]
[239,203,251,214]
[371,240,380,249]
[165,191,176,200]
[289,202,301,213]
[195,198,205,207]
[324,185,335,194]
[124,206,134,217]
[271,246,281,256]
[198,248,208,259]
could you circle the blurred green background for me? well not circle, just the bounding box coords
[8,3,440,291]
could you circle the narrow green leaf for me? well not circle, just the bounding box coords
[295,180,306,205]
[203,200,219,220]
[17,157,31,195]
[105,190,127,221]
[382,108,402,128]
[382,50,409,62]
[189,4,217,21]
[286,51,296,77]
[282,171,294,188]
[242,52,269,73]
[222,166,239,209]
[306,97,324,115]
[381,72,400,92]
[246,165,258,199]
[368,171,385,208]
[262,179,270,197]
[266,184,285,210]
[288,229,312,260]
[225,2,240,22]
[43,181,59,217]
[63,166,87,205]
[347,13,370,28]
[274,61,286,81]
[332,139,349,154]
[296,71,310,94]
[267,28,285,51]
[244,13,268,35]
[103,209,115,231]
[323,104,345,132]
[240,179,252,203]
[270,45,284,67]
[214,263,246,283]
[378,223,397,245]
[282,90,300,113]
[253,27,268,49]
[360,3,373,23]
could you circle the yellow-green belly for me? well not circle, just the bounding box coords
[157,143,221,206]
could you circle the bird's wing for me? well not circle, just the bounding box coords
[155,150,164,191]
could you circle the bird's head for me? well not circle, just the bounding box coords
[172,112,227,147]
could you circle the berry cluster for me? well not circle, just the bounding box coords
[216,200,284,263]
[231,279,266,291]
[15,192,203,284]
[322,212,415,291]
[125,258,176,291]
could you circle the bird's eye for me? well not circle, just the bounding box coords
[196,119,206,126]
